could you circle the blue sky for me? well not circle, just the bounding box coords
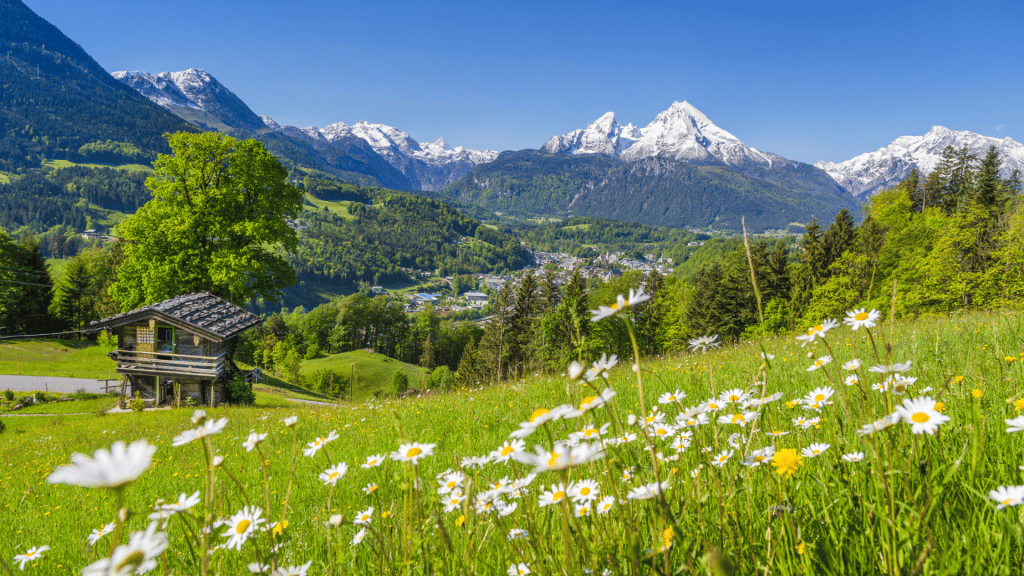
[25,0,1024,164]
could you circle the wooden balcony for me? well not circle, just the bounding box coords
[115,349,227,379]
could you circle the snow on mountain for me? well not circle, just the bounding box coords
[259,119,496,191]
[542,101,782,171]
[111,68,265,130]
[541,112,640,156]
[815,126,1024,197]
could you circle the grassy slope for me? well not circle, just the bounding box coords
[300,349,428,401]
[2,310,1023,573]
[302,194,358,220]
[1,395,117,414]
[42,159,153,173]
[0,338,117,380]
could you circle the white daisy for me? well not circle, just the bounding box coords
[894,396,949,435]
[303,430,339,458]
[13,545,50,570]
[48,439,157,489]
[222,507,265,551]
[318,462,349,486]
[242,432,268,452]
[843,308,880,330]
[841,452,864,463]
[391,442,436,465]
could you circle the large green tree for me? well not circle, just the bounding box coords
[109,132,304,310]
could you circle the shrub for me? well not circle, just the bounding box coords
[304,343,321,360]
[225,372,256,405]
[428,366,455,391]
[391,371,409,396]
[184,396,199,407]
[308,369,347,396]
[128,392,146,412]
[3,389,12,401]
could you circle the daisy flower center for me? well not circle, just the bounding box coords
[813,324,823,332]
[548,454,562,467]
[529,408,550,422]
[236,519,251,534]
[580,487,591,495]
[329,473,339,480]
[406,447,422,458]
[579,396,597,409]
[553,491,566,501]
[447,481,457,488]
[732,415,744,423]
[368,459,377,465]
[911,412,930,423]
[578,507,589,515]
[500,446,515,456]
[855,312,868,321]
[812,450,821,454]
[728,395,739,401]
[814,394,825,401]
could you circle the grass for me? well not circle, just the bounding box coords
[0,338,118,380]
[251,373,338,404]
[2,309,1024,574]
[299,349,427,401]
[42,159,153,173]
[1,395,118,415]
[302,194,359,220]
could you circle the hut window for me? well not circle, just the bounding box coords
[138,327,154,344]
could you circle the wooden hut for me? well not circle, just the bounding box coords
[86,292,262,407]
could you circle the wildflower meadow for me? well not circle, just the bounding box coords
[2,299,1024,575]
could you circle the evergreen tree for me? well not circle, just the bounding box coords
[478,281,515,382]
[49,254,94,336]
[821,208,856,273]
[903,169,924,212]
[456,338,480,387]
[764,239,791,303]
[790,219,825,319]
[684,262,728,339]
[419,335,436,370]
[634,269,666,355]
[974,145,1004,214]
[540,268,560,312]
[507,271,542,376]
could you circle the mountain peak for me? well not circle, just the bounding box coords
[111,68,265,130]
[817,127,1024,197]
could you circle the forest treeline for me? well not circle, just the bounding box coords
[237,143,1024,394]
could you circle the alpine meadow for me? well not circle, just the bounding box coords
[3,0,1024,574]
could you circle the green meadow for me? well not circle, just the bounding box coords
[2,309,1024,574]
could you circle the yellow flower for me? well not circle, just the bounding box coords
[272,520,288,537]
[456,515,466,527]
[955,376,965,384]
[661,526,675,550]
[1006,356,1017,363]
[796,542,806,555]
[972,389,983,399]
[1015,399,1024,411]
[934,402,945,413]
[771,449,804,477]
[785,401,795,409]
[381,511,392,519]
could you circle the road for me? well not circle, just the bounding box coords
[0,375,116,394]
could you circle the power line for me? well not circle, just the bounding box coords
[0,265,51,277]
[0,278,97,292]
[0,329,86,340]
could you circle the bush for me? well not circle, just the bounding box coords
[428,366,455,391]
[304,343,321,360]
[3,389,12,401]
[307,369,347,396]
[128,392,145,412]
[391,371,409,396]
[184,396,198,407]
[225,372,256,405]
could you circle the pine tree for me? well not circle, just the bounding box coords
[49,255,95,336]
[684,262,728,339]
[456,338,480,387]
[821,208,856,272]
[974,145,1004,214]
[508,271,542,376]
[764,239,791,303]
[419,335,436,370]
[633,269,666,355]
[790,219,825,319]
[902,169,924,212]
[541,268,560,312]
[478,281,515,382]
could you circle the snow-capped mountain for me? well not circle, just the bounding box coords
[111,69,266,131]
[259,118,498,191]
[541,112,641,157]
[115,68,498,191]
[815,126,1024,197]
[540,101,845,201]
[543,101,782,169]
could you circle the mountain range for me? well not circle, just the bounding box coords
[3,0,1022,234]
[815,126,1024,198]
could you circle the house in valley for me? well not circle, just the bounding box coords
[86,292,262,407]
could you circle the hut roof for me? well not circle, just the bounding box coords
[87,292,262,342]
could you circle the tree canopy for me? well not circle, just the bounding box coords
[109,132,304,311]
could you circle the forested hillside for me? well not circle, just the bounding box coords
[441,150,860,231]
[0,0,196,171]
[287,186,533,289]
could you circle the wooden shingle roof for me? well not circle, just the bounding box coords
[87,292,262,342]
